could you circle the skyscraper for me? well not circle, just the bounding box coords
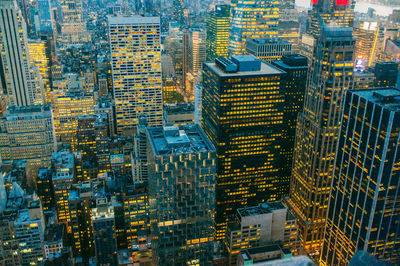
[108,16,163,134]
[353,21,384,69]
[147,124,216,265]
[206,4,230,61]
[272,54,308,196]
[285,26,355,257]
[228,0,279,56]
[202,55,285,240]
[0,0,44,106]
[321,88,400,265]
[307,0,355,37]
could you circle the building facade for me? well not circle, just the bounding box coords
[0,105,55,165]
[147,125,216,265]
[0,0,44,106]
[202,55,285,240]
[246,38,292,63]
[285,26,355,257]
[206,4,230,61]
[272,54,308,196]
[321,88,400,265]
[108,16,163,134]
[228,0,279,56]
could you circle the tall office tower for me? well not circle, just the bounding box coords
[15,201,45,265]
[28,38,52,103]
[186,29,206,99]
[51,151,75,233]
[0,0,44,106]
[272,54,308,196]
[0,105,55,165]
[246,38,292,63]
[353,21,384,69]
[147,125,216,265]
[60,0,88,44]
[206,4,230,61]
[228,0,279,56]
[108,16,162,134]
[182,29,190,92]
[36,168,55,211]
[321,88,400,265]
[224,201,299,264]
[374,62,399,88]
[285,26,355,257]
[162,76,178,104]
[202,55,285,240]
[68,184,95,258]
[51,92,94,150]
[37,0,53,34]
[307,0,355,37]
[91,198,117,265]
[0,219,22,265]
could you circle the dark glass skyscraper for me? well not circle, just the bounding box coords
[321,88,400,265]
[374,62,399,88]
[285,26,355,257]
[202,55,285,240]
[272,54,308,195]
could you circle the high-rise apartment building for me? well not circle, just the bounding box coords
[353,21,384,69]
[228,0,279,56]
[246,38,292,63]
[0,105,55,165]
[321,88,400,265]
[272,54,308,196]
[285,26,355,257]
[206,4,230,61]
[307,0,355,37]
[186,29,207,99]
[172,0,184,25]
[108,16,163,134]
[202,55,285,240]
[147,124,216,265]
[0,0,44,106]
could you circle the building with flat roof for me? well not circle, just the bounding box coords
[163,103,195,126]
[147,124,216,265]
[0,105,55,169]
[202,55,286,240]
[321,88,400,265]
[225,201,299,264]
[108,16,162,134]
[246,38,292,63]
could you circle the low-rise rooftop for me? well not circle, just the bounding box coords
[147,124,215,156]
[352,88,400,111]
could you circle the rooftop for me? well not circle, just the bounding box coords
[247,37,291,45]
[147,124,215,156]
[2,105,52,121]
[237,201,286,217]
[108,15,160,25]
[164,103,194,115]
[205,56,284,77]
[352,88,400,111]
